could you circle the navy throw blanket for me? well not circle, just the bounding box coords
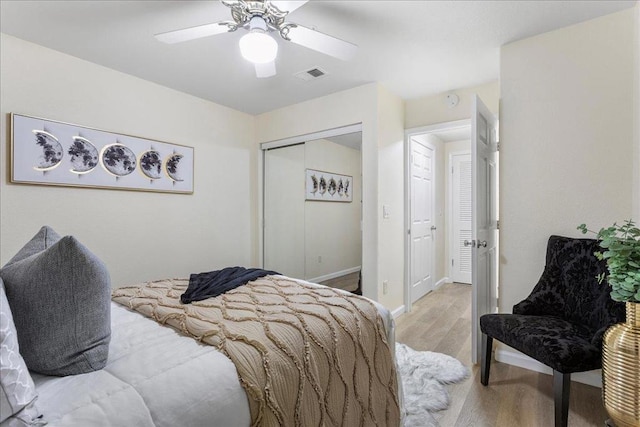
[180,266,279,304]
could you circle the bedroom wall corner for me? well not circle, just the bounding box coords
[499,8,635,314]
[0,34,258,286]
[404,81,499,129]
[376,84,405,310]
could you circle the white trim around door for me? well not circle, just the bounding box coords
[404,120,470,313]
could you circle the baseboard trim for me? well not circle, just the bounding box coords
[391,305,405,319]
[495,348,602,388]
[434,277,450,289]
[308,266,361,284]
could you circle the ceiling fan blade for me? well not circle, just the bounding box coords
[255,61,277,78]
[270,1,309,14]
[155,22,234,44]
[285,24,357,61]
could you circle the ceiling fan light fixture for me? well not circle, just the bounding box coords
[240,31,278,63]
[239,16,278,64]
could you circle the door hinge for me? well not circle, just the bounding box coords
[451,259,454,267]
[497,220,500,230]
[497,142,501,151]
[451,166,454,174]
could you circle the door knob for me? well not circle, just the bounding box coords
[464,239,475,247]
[431,226,437,231]
[478,240,488,248]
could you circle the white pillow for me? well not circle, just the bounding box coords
[0,278,43,426]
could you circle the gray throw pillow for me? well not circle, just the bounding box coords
[4,226,61,267]
[0,278,43,425]
[1,234,111,376]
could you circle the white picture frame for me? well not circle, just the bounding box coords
[305,168,352,202]
[11,113,194,194]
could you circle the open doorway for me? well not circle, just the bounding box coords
[405,120,472,308]
[405,96,499,364]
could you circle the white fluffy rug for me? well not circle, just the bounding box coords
[396,343,470,427]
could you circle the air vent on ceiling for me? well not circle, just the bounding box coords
[294,67,328,82]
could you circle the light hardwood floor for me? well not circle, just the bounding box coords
[395,282,609,427]
[319,271,359,293]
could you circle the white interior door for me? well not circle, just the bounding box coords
[451,152,472,284]
[264,144,306,278]
[471,95,499,364]
[410,137,436,303]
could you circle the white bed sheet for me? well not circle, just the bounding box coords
[32,279,398,426]
[32,303,250,427]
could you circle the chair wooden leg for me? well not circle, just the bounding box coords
[480,333,492,386]
[553,370,570,427]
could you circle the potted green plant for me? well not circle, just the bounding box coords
[577,220,640,302]
[577,219,639,427]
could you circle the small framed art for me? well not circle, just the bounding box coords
[305,169,352,202]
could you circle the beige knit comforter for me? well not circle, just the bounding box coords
[112,275,400,427]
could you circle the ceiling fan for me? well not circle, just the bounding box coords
[155,0,358,78]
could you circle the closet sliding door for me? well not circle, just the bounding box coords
[263,144,305,278]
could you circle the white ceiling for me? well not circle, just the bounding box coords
[325,132,362,151]
[433,127,470,143]
[1,1,636,115]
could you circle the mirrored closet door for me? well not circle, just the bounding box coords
[264,132,362,292]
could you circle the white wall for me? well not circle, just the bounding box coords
[376,85,405,309]
[0,34,258,287]
[305,139,362,280]
[405,82,499,129]
[499,8,636,313]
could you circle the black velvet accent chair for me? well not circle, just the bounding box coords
[479,235,625,427]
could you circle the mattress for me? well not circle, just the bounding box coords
[31,279,398,426]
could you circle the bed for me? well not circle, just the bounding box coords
[6,276,400,427]
[29,276,402,427]
[1,227,401,427]
[31,300,251,427]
